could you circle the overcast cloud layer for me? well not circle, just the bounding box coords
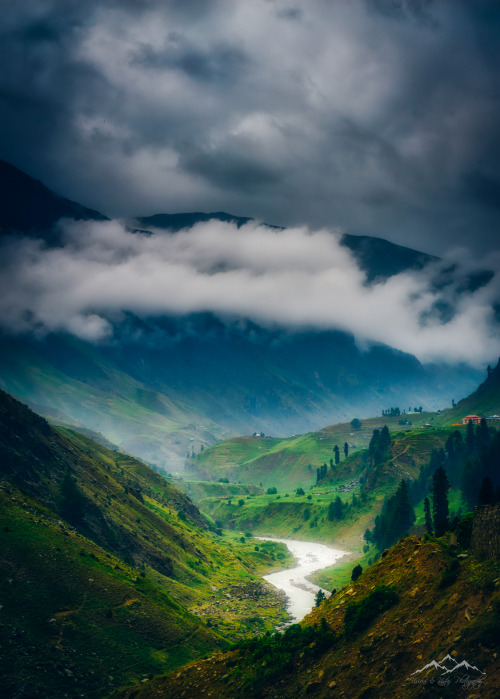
[1,219,499,365]
[1,1,500,255]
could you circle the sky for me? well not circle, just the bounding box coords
[1,0,500,257]
[1,0,500,368]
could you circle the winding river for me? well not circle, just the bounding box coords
[257,537,347,623]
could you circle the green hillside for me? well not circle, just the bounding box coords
[187,410,449,491]
[0,390,292,697]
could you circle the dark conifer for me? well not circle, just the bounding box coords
[465,420,475,456]
[379,425,391,453]
[476,418,490,453]
[327,501,335,521]
[478,476,495,506]
[432,466,450,537]
[460,456,482,508]
[333,495,343,520]
[351,564,363,581]
[315,589,326,606]
[334,445,340,465]
[369,429,380,457]
[424,496,433,535]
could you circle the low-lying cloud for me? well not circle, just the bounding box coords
[1,219,499,366]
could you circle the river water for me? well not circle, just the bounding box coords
[257,537,347,623]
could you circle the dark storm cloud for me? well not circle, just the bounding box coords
[132,38,249,84]
[0,1,500,255]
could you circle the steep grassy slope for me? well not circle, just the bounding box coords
[0,491,221,697]
[121,535,500,698]
[0,390,292,697]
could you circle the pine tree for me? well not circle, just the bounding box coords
[460,456,482,508]
[344,442,349,458]
[378,425,391,453]
[351,564,363,581]
[327,501,335,521]
[370,480,415,550]
[391,479,415,538]
[424,497,433,535]
[476,418,490,453]
[445,433,455,464]
[465,420,475,456]
[478,476,495,506]
[333,495,343,520]
[369,429,380,457]
[334,445,340,465]
[315,589,326,606]
[432,466,450,537]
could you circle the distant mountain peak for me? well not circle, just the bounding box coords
[0,158,108,238]
[134,210,254,231]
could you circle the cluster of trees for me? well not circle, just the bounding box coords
[316,443,350,483]
[327,496,344,521]
[365,479,415,550]
[327,491,366,522]
[412,419,500,512]
[419,465,452,538]
[382,407,401,417]
[316,463,329,483]
[368,425,391,467]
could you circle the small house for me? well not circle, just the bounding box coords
[462,415,482,425]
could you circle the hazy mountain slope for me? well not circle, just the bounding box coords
[104,320,482,437]
[0,159,107,237]
[121,535,500,699]
[0,325,481,470]
[0,335,228,470]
